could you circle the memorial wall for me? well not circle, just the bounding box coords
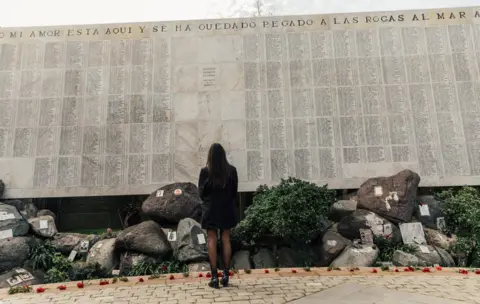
[1,7,480,198]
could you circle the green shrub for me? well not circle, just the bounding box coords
[45,268,70,283]
[128,258,187,276]
[233,177,336,243]
[29,242,57,270]
[435,186,480,266]
[374,235,416,262]
[70,262,111,281]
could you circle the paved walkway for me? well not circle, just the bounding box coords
[0,270,479,304]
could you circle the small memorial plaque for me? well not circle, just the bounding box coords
[15,268,27,274]
[0,212,14,221]
[79,240,89,252]
[436,217,446,231]
[174,189,182,196]
[156,190,164,197]
[39,220,49,229]
[383,223,393,236]
[419,204,430,217]
[197,233,206,244]
[419,245,430,253]
[19,272,34,281]
[399,223,426,245]
[167,230,177,242]
[374,186,383,197]
[68,250,77,262]
[0,229,13,240]
[7,276,23,286]
[359,229,373,244]
[112,269,120,276]
[327,240,337,247]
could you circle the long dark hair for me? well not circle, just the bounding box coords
[206,143,230,188]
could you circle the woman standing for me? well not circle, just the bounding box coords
[198,143,238,288]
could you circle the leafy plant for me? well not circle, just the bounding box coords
[435,187,480,267]
[128,258,187,276]
[29,242,57,270]
[233,178,336,243]
[70,262,110,281]
[374,235,416,262]
[45,268,70,283]
[8,285,32,294]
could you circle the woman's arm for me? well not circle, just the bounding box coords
[198,168,208,200]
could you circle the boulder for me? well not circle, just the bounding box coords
[392,250,426,267]
[115,221,172,257]
[0,203,29,237]
[252,248,275,269]
[37,210,56,221]
[142,183,202,224]
[2,200,37,219]
[28,215,57,238]
[86,238,117,271]
[24,202,38,219]
[0,237,30,273]
[337,209,401,242]
[411,244,442,266]
[314,229,352,267]
[330,200,357,222]
[277,247,297,268]
[356,170,420,223]
[188,262,210,272]
[51,233,99,254]
[0,267,45,289]
[232,250,252,270]
[434,247,455,267]
[175,218,208,263]
[413,196,445,230]
[119,252,156,276]
[424,228,456,250]
[331,245,379,267]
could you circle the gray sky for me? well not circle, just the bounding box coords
[1,0,480,27]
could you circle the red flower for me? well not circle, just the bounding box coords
[264,269,269,274]
[36,287,45,293]
[327,268,331,272]
[169,275,175,280]
[217,271,222,277]
[291,269,297,273]
[99,280,109,285]
[198,273,203,278]
[349,268,354,272]
[394,269,399,273]
[475,270,480,275]
[161,265,167,271]
[385,234,391,239]
[408,266,415,272]
[436,266,442,271]
[206,272,211,278]
[459,269,469,275]
[138,278,144,283]
[107,227,112,233]
[404,268,410,272]
[77,282,84,289]
[422,268,431,273]
[229,270,233,276]
[58,285,67,290]
[420,202,424,206]
[372,269,378,273]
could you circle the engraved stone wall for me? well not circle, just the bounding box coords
[1,7,480,198]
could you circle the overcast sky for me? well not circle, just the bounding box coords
[1,0,480,27]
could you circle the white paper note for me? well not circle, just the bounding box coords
[68,250,77,262]
[156,190,164,197]
[167,231,177,242]
[419,205,430,217]
[79,240,89,252]
[112,269,120,275]
[436,217,446,231]
[0,229,13,239]
[39,220,49,229]
[197,234,206,244]
[419,245,430,253]
[327,240,337,247]
[374,186,383,197]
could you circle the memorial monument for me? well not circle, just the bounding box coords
[0,6,480,198]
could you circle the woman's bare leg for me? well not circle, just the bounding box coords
[207,230,218,278]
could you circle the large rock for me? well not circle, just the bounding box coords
[331,245,379,267]
[314,229,351,267]
[435,247,455,267]
[414,196,445,230]
[0,267,45,288]
[51,233,99,254]
[188,262,210,272]
[252,248,275,269]
[28,215,57,238]
[232,250,252,270]
[424,228,456,250]
[0,237,30,273]
[412,244,442,266]
[142,183,202,224]
[392,250,426,267]
[277,247,297,268]
[175,218,208,263]
[0,203,29,237]
[86,238,117,271]
[2,200,37,219]
[356,170,420,223]
[119,252,156,276]
[329,200,357,222]
[337,209,401,242]
[37,209,56,221]
[115,221,172,257]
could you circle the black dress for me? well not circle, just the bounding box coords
[198,165,238,230]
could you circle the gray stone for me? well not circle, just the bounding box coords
[0,267,45,289]
[412,244,442,266]
[142,183,202,224]
[24,202,38,219]
[329,200,357,222]
[175,218,208,263]
[356,170,420,223]
[252,248,275,269]
[188,262,210,272]
[424,227,456,250]
[51,233,99,253]
[277,247,297,268]
[37,209,56,221]
[0,237,30,273]
[337,209,401,243]
[115,221,172,257]
[86,238,117,271]
[28,215,57,238]
[434,247,455,267]
[414,196,444,230]
[331,245,379,267]
[232,250,252,270]
[119,252,156,276]
[392,250,425,267]
[0,203,29,237]
[314,229,351,267]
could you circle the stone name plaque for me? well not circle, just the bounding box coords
[2,6,480,198]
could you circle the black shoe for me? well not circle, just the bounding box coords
[221,274,229,287]
[208,277,219,289]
